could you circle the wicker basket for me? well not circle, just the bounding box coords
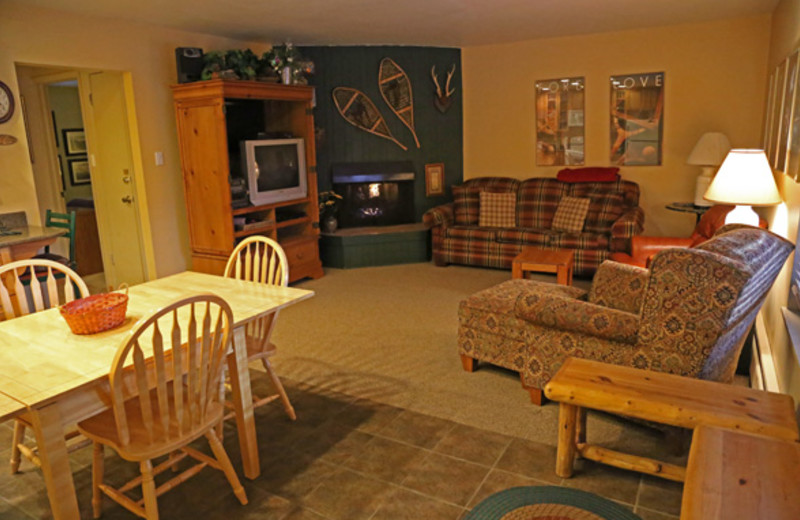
[60,286,129,335]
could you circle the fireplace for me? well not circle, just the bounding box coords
[332,162,415,228]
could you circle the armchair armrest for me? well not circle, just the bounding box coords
[610,207,645,252]
[423,203,454,229]
[588,261,649,314]
[631,236,693,259]
[514,287,639,344]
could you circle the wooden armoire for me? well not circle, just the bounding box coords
[171,79,323,282]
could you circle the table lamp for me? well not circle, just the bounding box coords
[688,132,731,206]
[704,149,781,226]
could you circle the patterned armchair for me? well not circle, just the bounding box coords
[458,226,793,404]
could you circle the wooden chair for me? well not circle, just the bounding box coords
[76,294,248,519]
[223,236,296,420]
[1,259,90,474]
[34,209,77,270]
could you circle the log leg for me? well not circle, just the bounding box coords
[555,403,579,478]
[576,407,587,445]
[460,355,477,372]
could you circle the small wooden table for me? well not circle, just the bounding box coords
[512,247,574,285]
[681,425,800,519]
[0,225,66,264]
[544,358,799,482]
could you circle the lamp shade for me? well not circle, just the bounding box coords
[687,132,731,166]
[704,149,781,206]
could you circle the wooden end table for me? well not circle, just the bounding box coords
[544,358,799,482]
[512,247,574,285]
[681,425,800,519]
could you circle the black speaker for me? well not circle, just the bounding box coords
[175,47,204,83]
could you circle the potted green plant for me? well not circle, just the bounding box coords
[264,43,315,85]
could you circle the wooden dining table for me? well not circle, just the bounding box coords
[0,271,314,520]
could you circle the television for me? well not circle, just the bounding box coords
[241,138,307,206]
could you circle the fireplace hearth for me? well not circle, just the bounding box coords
[332,162,415,228]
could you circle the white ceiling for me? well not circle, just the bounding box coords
[25,0,778,47]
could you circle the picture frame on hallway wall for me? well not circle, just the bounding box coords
[768,59,787,168]
[63,128,86,156]
[68,157,90,185]
[609,72,664,166]
[425,163,444,197]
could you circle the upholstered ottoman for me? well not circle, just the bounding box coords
[458,279,587,405]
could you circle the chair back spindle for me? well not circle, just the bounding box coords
[0,259,88,320]
[108,295,232,448]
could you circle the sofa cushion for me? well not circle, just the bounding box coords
[517,178,568,229]
[550,232,609,250]
[552,196,590,233]
[452,185,480,226]
[444,226,499,241]
[496,228,552,246]
[585,193,625,233]
[557,167,620,182]
[479,192,516,227]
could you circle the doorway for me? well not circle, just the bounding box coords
[14,64,152,290]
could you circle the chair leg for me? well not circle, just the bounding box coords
[205,432,248,505]
[10,420,25,474]
[261,358,296,420]
[91,443,104,519]
[140,460,159,520]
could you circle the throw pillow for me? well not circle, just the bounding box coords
[585,193,625,233]
[452,185,481,226]
[478,192,516,228]
[551,196,590,233]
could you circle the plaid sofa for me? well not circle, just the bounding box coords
[458,226,793,401]
[423,177,644,277]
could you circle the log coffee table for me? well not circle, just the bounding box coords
[511,247,574,285]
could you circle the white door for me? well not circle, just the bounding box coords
[81,71,147,287]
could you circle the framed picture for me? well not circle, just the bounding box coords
[425,163,444,197]
[62,128,86,155]
[68,157,91,185]
[777,52,799,172]
[610,72,664,166]
[535,76,585,166]
[769,60,788,167]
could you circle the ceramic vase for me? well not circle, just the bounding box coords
[281,66,292,85]
[322,215,338,233]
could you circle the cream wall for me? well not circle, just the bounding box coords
[462,16,771,237]
[0,1,268,276]
[761,0,800,404]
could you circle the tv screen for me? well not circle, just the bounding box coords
[242,138,307,206]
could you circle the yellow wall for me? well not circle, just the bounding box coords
[463,16,771,237]
[0,1,268,276]
[762,0,800,403]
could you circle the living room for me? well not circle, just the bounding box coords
[1,0,799,519]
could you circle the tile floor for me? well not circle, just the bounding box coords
[0,378,683,519]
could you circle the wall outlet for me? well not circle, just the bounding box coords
[154,151,164,166]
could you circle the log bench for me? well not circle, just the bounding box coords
[544,357,799,482]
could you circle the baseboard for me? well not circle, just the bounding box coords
[751,312,781,392]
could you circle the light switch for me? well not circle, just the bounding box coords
[154,151,164,166]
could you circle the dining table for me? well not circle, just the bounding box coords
[0,270,314,520]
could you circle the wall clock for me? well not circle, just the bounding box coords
[0,81,15,124]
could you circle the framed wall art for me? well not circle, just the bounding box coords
[535,76,585,166]
[769,60,787,168]
[609,72,664,166]
[777,51,799,173]
[425,163,444,196]
[68,157,90,185]
[62,128,86,155]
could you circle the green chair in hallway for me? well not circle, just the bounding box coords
[34,209,77,270]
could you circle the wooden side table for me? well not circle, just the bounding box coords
[681,425,800,519]
[512,247,574,285]
[544,358,799,482]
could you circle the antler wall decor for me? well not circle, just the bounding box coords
[431,64,456,113]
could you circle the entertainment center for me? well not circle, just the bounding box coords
[172,79,324,282]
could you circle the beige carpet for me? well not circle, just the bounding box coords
[271,262,669,456]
